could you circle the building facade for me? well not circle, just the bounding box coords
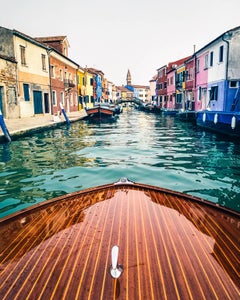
[0,54,18,118]
[0,27,51,118]
[35,36,79,115]
[156,66,167,108]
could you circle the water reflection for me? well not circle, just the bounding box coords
[0,109,240,217]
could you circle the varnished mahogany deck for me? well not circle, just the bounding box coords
[0,181,239,299]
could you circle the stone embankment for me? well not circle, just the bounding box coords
[0,109,88,142]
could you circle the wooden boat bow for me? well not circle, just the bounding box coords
[0,179,239,299]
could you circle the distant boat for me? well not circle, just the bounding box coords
[140,102,161,113]
[0,178,239,299]
[162,109,179,115]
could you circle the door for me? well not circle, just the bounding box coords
[44,93,50,113]
[33,91,43,114]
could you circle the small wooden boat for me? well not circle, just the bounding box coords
[0,178,239,299]
[86,104,115,119]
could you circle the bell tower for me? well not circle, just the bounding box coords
[126,69,132,86]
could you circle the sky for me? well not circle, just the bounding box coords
[1,0,240,86]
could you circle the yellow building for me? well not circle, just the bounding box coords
[77,67,85,109]
[175,64,186,110]
[13,31,51,117]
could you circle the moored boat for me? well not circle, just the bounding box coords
[0,178,239,299]
[197,111,240,138]
[86,104,115,119]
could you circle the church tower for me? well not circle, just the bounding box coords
[126,69,132,86]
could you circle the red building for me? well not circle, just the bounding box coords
[35,36,79,115]
[156,65,167,108]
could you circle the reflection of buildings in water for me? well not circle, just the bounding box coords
[0,187,116,262]
[145,186,240,288]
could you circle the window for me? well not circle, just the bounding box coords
[219,45,224,62]
[229,81,238,88]
[41,54,46,70]
[60,69,63,81]
[23,83,30,101]
[204,54,208,69]
[52,91,57,105]
[196,59,200,72]
[85,95,89,103]
[60,92,64,105]
[210,86,218,101]
[50,65,55,78]
[176,93,182,103]
[20,46,26,65]
[210,51,214,67]
[198,87,202,100]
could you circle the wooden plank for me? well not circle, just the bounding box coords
[0,183,239,299]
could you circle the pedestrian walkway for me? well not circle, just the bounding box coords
[0,109,88,142]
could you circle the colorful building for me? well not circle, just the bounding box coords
[156,66,167,108]
[195,26,240,136]
[0,54,18,118]
[184,56,195,110]
[35,36,79,115]
[149,74,157,103]
[77,66,86,109]
[0,27,51,118]
[124,70,150,103]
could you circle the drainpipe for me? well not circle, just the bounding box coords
[14,60,20,118]
[47,48,53,115]
[222,33,230,111]
[193,45,197,111]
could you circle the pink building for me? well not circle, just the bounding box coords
[185,56,195,110]
[166,57,190,110]
[166,67,176,109]
[195,50,209,111]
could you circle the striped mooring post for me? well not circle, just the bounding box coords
[60,103,70,125]
[0,109,11,142]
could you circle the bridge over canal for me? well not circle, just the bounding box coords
[116,97,145,107]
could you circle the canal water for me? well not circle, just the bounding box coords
[0,108,240,218]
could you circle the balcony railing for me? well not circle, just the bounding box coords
[64,79,75,88]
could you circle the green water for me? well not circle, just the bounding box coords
[0,109,240,218]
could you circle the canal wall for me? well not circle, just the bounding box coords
[0,109,87,142]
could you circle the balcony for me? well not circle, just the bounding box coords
[64,79,75,88]
[176,81,183,91]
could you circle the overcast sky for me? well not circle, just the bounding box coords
[1,0,240,86]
